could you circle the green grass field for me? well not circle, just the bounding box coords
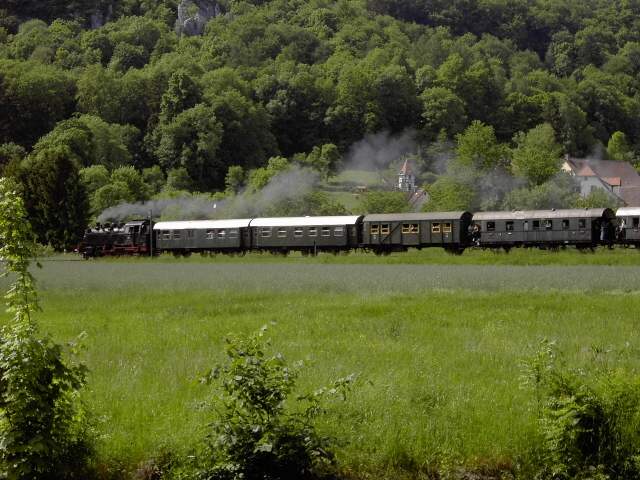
[3,253,640,477]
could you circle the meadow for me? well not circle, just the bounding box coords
[3,251,640,477]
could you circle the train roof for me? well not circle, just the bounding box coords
[364,212,471,222]
[616,207,640,216]
[153,219,252,230]
[473,208,615,221]
[250,216,363,227]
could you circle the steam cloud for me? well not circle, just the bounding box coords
[342,129,418,171]
[97,166,320,222]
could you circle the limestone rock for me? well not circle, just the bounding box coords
[175,0,221,36]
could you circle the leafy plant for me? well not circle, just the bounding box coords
[522,339,640,480]
[195,326,354,480]
[0,177,91,479]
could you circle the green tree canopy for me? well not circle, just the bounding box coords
[511,123,563,185]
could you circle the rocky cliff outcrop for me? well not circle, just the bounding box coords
[175,0,220,36]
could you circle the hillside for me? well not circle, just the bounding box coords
[2,0,640,246]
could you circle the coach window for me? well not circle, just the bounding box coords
[562,219,570,230]
[486,222,495,232]
[206,229,214,239]
[321,227,331,237]
[294,227,304,237]
[506,221,514,231]
[402,223,411,234]
[261,227,271,238]
[633,217,639,228]
[532,220,540,231]
[334,226,344,236]
[187,229,195,238]
[229,229,238,238]
[544,220,552,230]
[308,227,317,237]
[173,230,181,240]
[431,223,441,233]
[380,224,390,235]
[277,228,287,238]
[578,219,586,230]
[218,229,226,238]
[370,224,380,235]
[443,223,452,233]
[163,230,171,240]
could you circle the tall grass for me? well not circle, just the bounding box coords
[2,261,638,476]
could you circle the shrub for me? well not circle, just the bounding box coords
[191,326,354,480]
[0,177,91,479]
[522,340,640,479]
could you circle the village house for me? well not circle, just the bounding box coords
[561,156,640,206]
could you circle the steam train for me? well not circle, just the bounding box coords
[77,207,640,258]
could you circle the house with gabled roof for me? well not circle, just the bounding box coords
[561,156,640,206]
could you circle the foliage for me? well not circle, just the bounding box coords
[511,123,563,185]
[0,177,90,479]
[423,176,474,212]
[195,326,353,480]
[455,121,509,171]
[522,340,640,480]
[574,189,622,209]
[502,175,579,210]
[607,131,635,163]
[17,146,90,249]
[359,190,409,214]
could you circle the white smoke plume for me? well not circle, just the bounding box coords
[342,129,419,171]
[96,165,320,222]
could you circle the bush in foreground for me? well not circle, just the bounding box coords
[173,326,354,480]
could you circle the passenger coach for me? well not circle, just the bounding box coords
[153,219,252,254]
[472,208,616,249]
[362,212,472,253]
[248,216,363,254]
[616,207,640,246]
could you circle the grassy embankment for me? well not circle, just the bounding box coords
[3,255,640,477]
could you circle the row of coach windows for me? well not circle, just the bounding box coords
[431,223,452,233]
[161,229,239,240]
[259,226,341,238]
[486,219,588,231]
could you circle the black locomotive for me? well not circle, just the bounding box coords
[78,207,631,258]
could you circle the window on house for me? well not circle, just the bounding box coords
[432,223,441,233]
[380,224,390,234]
[334,226,344,236]
[506,221,514,231]
[443,223,452,233]
[321,227,331,236]
[533,220,540,231]
[370,224,380,235]
[277,228,287,238]
[308,227,317,237]
[261,227,271,237]
[562,219,570,230]
[486,222,495,232]
[578,219,586,229]
[294,227,304,237]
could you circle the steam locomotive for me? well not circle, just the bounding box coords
[77,207,640,258]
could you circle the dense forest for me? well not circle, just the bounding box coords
[2,0,640,248]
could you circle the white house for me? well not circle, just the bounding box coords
[561,156,640,206]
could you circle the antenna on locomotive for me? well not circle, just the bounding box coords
[149,209,153,259]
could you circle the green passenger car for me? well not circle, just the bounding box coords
[472,209,616,249]
[362,212,473,253]
[153,219,252,253]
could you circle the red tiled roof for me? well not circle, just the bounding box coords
[602,177,621,186]
[620,186,640,206]
[567,158,640,186]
